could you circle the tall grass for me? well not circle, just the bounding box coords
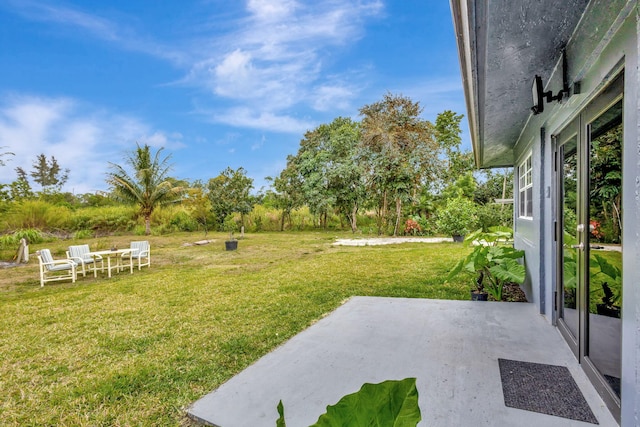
[1,199,492,238]
[3,200,71,231]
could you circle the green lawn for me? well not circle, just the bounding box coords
[0,231,471,426]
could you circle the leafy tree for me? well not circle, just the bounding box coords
[183,180,214,235]
[473,168,513,205]
[30,154,69,192]
[359,93,437,235]
[10,167,34,200]
[268,157,304,231]
[441,171,477,201]
[292,117,365,231]
[434,110,474,193]
[106,144,182,235]
[207,167,254,229]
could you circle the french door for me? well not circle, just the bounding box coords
[555,73,623,422]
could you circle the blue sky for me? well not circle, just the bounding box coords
[0,0,469,194]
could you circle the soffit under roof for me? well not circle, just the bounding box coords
[452,0,590,167]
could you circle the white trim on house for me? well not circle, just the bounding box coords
[517,153,533,219]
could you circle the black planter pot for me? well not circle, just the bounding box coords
[225,240,238,251]
[471,291,488,301]
[596,303,620,318]
[452,234,465,243]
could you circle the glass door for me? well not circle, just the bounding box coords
[556,127,579,356]
[554,73,623,422]
[585,98,622,407]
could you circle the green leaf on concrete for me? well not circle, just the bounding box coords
[276,400,287,427]
[311,378,421,427]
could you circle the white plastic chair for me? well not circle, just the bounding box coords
[37,249,77,287]
[122,241,151,270]
[67,244,104,277]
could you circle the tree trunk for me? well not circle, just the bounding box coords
[393,198,402,236]
[379,190,388,235]
[145,215,151,235]
[350,203,358,233]
[280,209,286,231]
[501,171,507,212]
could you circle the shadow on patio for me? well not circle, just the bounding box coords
[187,297,617,426]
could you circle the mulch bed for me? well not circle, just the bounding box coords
[490,283,528,302]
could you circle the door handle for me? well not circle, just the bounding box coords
[571,243,584,250]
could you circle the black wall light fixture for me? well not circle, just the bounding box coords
[531,49,577,115]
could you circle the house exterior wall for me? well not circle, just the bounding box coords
[624,7,640,423]
[510,5,639,424]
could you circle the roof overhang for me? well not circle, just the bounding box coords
[450,0,590,168]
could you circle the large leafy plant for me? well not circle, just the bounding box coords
[447,228,525,301]
[277,378,421,427]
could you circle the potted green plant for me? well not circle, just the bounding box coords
[470,270,488,301]
[447,228,526,301]
[223,215,238,251]
[435,197,478,242]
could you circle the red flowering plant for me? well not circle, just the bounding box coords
[404,218,422,236]
[589,220,603,240]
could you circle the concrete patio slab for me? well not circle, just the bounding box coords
[187,297,617,427]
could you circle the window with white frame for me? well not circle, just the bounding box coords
[518,154,533,218]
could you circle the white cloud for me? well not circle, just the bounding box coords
[2,1,385,136]
[247,0,298,22]
[139,131,185,150]
[312,84,355,112]
[0,95,183,194]
[188,0,384,127]
[251,135,266,151]
[211,107,314,134]
[7,0,118,39]
[4,0,186,64]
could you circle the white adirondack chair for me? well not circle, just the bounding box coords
[37,249,77,287]
[121,241,151,270]
[67,244,104,277]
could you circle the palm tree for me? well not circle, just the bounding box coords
[106,144,182,235]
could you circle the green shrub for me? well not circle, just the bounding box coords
[477,203,513,230]
[168,211,198,232]
[435,197,478,236]
[85,206,137,233]
[415,215,437,236]
[68,212,93,230]
[0,228,47,261]
[247,205,281,232]
[13,228,46,244]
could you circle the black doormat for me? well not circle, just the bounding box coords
[498,358,598,424]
